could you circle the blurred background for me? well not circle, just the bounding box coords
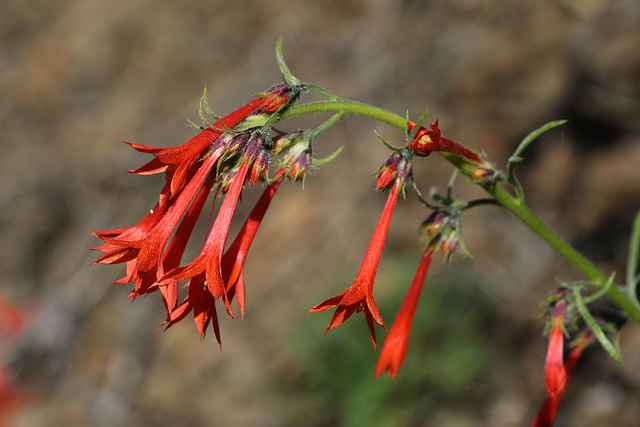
[1,0,640,426]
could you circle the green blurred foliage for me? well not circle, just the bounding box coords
[278,255,494,427]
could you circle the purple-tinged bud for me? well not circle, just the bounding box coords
[289,148,311,182]
[282,142,311,182]
[247,149,270,185]
[419,209,462,261]
[257,84,294,114]
[242,132,264,160]
[376,152,411,192]
[225,133,250,155]
[217,168,238,194]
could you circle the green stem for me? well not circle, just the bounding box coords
[281,98,640,323]
[281,100,406,129]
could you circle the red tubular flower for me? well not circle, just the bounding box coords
[308,155,411,348]
[407,120,483,163]
[530,301,591,427]
[92,84,295,338]
[162,160,251,318]
[531,330,594,427]
[222,168,287,318]
[545,302,567,399]
[375,249,433,380]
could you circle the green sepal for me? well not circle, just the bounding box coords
[374,130,401,151]
[314,146,343,165]
[582,272,616,304]
[507,120,567,193]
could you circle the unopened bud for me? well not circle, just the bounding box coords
[258,84,295,113]
[376,152,411,192]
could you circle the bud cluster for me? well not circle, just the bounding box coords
[419,209,463,261]
[273,131,313,183]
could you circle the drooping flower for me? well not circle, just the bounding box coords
[162,159,252,321]
[544,301,567,400]
[222,168,287,318]
[529,300,596,427]
[308,151,412,348]
[92,84,297,340]
[375,249,433,379]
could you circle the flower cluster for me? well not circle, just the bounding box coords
[92,84,299,344]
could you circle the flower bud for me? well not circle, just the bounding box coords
[257,84,295,113]
[419,209,461,261]
[375,152,411,192]
[247,149,270,185]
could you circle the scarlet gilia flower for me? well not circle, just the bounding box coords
[221,168,287,318]
[532,330,595,427]
[308,152,412,348]
[375,249,433,379]
[407,120,483,163]
[530,300,580,427]
[92,84,296,343]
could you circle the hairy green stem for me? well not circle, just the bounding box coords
[281,98,640,323]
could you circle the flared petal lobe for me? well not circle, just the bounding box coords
[308,172,407,347]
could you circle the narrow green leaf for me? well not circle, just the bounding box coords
[582,273,616,304]
[627,211,640,307]
[374,130,401,151]
[276,37,301,86]
[315,146,343,165]
[573,286,624,364]
[507,120,567,190]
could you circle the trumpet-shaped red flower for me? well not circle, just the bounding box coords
[92,84,295,340]
[544,302,567,400]
[222,168,287,318]
[530,301,595,427]
[375,249,433,379]
[162,160,251,318]
[308,153,411,348]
